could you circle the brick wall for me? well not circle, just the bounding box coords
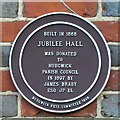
[0,1,120,120]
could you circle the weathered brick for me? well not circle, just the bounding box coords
[65,101,97,117]
[23,2,98,18]
[21,98,96,117]
[0,95,18,117]
[0,46,11,67]
[101,94,120,117]
[21,98,40,117]
[2,45,119,67]
[102,1,120,17]
[94,21,119,42]
[62,2,98,17]
[2,21,119,42]
[105,70,120,91]
[0,1,18,18]
[0,70,16,92]
[1,22,28,42]
[109,45,120,66]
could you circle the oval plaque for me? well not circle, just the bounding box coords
[9,12,111,113]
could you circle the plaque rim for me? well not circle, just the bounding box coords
[9,12,111,113]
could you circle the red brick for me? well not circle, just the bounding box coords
[105,70,120,91]
[2,22,28,42]
[21,98,40,117]
[94,21,119,42]
[35,101,96,117]
[65,101,97,117]
[65,2,98,17]
[23,2,98,18]
[0,70,16,92]
[21,97,96,117]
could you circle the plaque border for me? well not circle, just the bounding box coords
[9,12,111,113]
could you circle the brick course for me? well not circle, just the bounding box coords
[1,21,119,42]
[21,99,97,117]
[1,45,119,67]
[1,70,119,96]
[21,98,96,117]
[23,2,98,18]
